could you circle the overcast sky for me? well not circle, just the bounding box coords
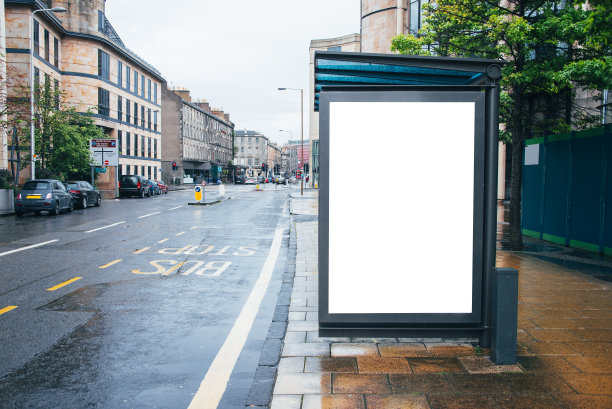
[104,0,361,146]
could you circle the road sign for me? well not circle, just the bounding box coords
[90,139,118,166]
[95,167,107,173]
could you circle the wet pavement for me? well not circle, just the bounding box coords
[271,193,612,409]
[0,184,294,408]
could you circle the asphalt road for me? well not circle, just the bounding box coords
[0,183,294,408]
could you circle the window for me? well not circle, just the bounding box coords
[141,166,145,177]
[141,135,145,157]
[154,139,157,159]
[54,79,59,110]
[33,67,40,102]
[98,10,105,32]
[141,75,145,97]
[98,49,110,80]
[147,79,151,100]
[141,106,145,128]
[98,88,110,117]
[134,133,138,156]
[125,164,130,175]
[126,66,131,90]
[154,83,158,104]
[410,0,429,35]
[154,111,158,132]
[126,132,131,155]
[134,71,138,94]
[53,37,59,67]
[154,167,157,180]
[118,130,122,154]
[126,98,131,123]
[33,20,40,55]
[134,102,138,126]
[147,108,151,129]
[117,96,123,122]
[147,137,151,158]
[44,29,50,61]
[117,61,123,87]
[147,166,151,178]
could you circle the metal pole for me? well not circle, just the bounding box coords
[301,88,304,196]
[30,11,37,181]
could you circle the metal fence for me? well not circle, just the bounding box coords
[522,124,612,255]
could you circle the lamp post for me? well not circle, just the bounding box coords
[30,7,67,180]
[278,87,303,195]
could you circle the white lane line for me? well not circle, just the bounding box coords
[187,227,284,409]
[168,206,183,210]
[157,238,169,244]
[0,239,59,257]
[85,221,125,233]
[138,212,161,219]
[175,232,185,236]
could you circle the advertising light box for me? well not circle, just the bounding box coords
[319,90,486,329]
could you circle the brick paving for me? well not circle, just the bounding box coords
[270,191,612,408]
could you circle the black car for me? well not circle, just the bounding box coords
[14,179,74,216]
[119,175,153,198]
[65,181,101,209]
[235,174,246,184]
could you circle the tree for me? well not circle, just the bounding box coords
[391,0,612,249]
[1,63,105,182]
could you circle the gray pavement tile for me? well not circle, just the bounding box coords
[282,342,330,357]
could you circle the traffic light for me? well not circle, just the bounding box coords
[304,163,309,173]
[262,162,266,172]
[172,161,177,170]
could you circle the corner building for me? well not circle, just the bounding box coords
[5,0,165,196]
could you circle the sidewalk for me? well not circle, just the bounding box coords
[271,192,612,408]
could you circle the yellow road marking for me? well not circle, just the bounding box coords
[47,277,82,291]
[134,247,150,254]
[157,238,169,244]
[162,261,186,275]
[176,232,185,236]
[99,259,122,269]
[0,306,18,315]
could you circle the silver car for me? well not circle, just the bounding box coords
[14,179,74,216]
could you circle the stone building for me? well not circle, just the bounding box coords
[360,0,410,53]
[4,0,164,196]
[234,130,269,177]
[309,34,360,186]
[161,86,234,184]
[267,142,281,176]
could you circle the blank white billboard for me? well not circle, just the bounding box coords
[328,101,476,314]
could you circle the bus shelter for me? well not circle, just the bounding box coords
[315,51,517,364]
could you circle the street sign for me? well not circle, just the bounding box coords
[95,167,107,173]
[90,139,118,166]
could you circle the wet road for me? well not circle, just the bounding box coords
[0,184,294,408]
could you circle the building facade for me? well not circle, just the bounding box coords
[309,34,360,187]
[267,142,281,176]
[360,0,409,53]
[161,86,234,184]
[4,0,164,196]
[234,130,270,177]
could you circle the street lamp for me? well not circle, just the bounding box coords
[30,7,67,180]
[278,87,304,195]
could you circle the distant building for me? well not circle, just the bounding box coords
[4,0,165,196]
[267,142,281,176]
[309,34,360,186]
[234,130,269,176]
[161,86,234,184]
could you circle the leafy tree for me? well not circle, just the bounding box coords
[391,0,611,249]
[1,65,105,182]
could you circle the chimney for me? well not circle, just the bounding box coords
[171,88,191,102]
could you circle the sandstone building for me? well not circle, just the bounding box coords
[4,0,164,196]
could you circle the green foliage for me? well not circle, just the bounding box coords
[0,169,17,191]
[20,80,104,181]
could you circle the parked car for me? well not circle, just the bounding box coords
[155,180,168,194]
[245,176,256,185]
[64,181,101,209]
[149,180,161,195]
[235,174,246,184]
[275,175,286,184]
[257,175,264,184]
[14,179,74,216]
[119,175,153,198]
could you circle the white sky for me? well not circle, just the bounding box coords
[104,0,361,146]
